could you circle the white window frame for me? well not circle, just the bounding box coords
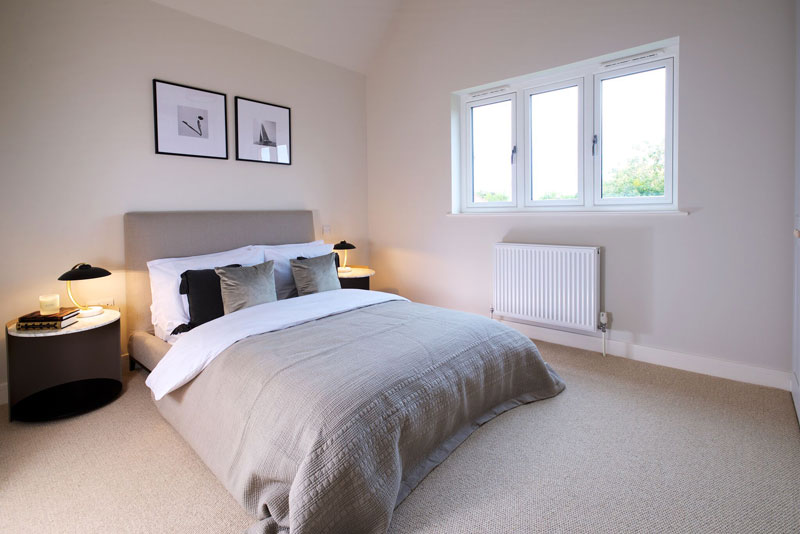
[524,78,585,208]
[593,58,675,207]
[453,38,679,214]
[462,92,518,210]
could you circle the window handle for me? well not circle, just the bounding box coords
[592,135,598,156]
[511,145,517,164]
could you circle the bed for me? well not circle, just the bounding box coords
[124,210,565,534]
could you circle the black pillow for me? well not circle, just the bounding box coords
[170,264,240,335]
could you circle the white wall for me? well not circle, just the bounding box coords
[793,0,800,411]
[367,0,796,374]
[0,0,368,401]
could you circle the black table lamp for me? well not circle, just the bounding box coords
[333,241,356,273]
[58,263,111,317]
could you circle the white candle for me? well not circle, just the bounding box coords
[39,294,60,315]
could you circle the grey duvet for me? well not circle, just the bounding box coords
[155,300,565,533]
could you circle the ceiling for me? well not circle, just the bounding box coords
[151,0,402,74]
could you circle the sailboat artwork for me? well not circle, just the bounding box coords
[254,120,278,147]
[235,96,291,164]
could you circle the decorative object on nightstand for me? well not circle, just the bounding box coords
[58,263,111,317]
[6,309,122,422]
[333,241,356,273]
[39,293,60,315]
[337,266,375,290]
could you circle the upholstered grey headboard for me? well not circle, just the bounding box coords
[124,210,315,335]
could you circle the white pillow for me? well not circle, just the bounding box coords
[147,246,264,341]
[180,241,324,317]
[257,242,333,299]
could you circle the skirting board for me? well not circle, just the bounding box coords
[502,319,793,391]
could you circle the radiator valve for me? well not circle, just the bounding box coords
[598,311,608,332]
[598,311,608,357]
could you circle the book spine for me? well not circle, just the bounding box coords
[17,321,71,330]
[17,308,80,323]
[18,314,79,324]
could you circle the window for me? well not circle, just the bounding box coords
[454,39,678,213]
[468,95,515,205]
[596,62,672,204]
[527,80,582,206]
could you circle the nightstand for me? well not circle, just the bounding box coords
[5,309,122,422]
[338,266,376,290]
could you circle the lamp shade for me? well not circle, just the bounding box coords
[58,263,111,281]
[333,241,356,251]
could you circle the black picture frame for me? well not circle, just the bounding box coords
[153,79,228,160]
[235,96,292,165]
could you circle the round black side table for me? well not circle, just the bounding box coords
[337,266,376,290]
[6,309,122,422]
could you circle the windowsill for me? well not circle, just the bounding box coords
[446,209,690,216]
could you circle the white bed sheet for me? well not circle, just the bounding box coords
[146,289,408,400]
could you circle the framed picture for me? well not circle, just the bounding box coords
[153,79,228,159]
[235,97,291,165]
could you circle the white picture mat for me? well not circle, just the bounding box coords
[236,98,291,163]
[155,81,227,158]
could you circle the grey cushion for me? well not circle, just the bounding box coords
[215,261,277,314]
[290,253,341,296]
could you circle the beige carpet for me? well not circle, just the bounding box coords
[1,341,798,533]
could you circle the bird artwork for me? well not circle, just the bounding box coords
[181,115,204,137]
[176,105,209,139]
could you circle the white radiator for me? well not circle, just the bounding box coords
[493,243,600,333]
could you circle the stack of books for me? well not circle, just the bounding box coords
[17,307,80,330]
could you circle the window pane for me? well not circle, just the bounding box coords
[530,86,579,201]
[601,67,666,199]
[471,99,512,203]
